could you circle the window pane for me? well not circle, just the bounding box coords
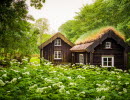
[54,41,57,45]
[54,52,57,58]
[108,62,112,66]
[103,58,107,61]
[108,58,112,62]
[58,53,61,58]
[54,40,57,45]
[54,39,61,46]
[103,62,107,66]
[105,42,111,48]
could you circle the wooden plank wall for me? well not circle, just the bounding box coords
[42,38,72,64]
[93,38,125,69]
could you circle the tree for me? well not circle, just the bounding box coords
[34,18,51,45]
[59,0,130,42]
[0,0,47,61]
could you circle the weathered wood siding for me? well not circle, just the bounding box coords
[42,38,72,64]
[73,38,126,69]
[73,52,89,64]
[93,38,125,69]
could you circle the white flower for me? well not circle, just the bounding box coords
[24,67,27,69]
[52,82,62,87]
[96,97,100,100]
[29,84,37,90]
[44,78,52,83]
[125,73,129,75]
[96,84,101,87]
[23,72,30,75]
[2,74,7,77]
[118,92,122,95]
[110,71,115,74]
[48,86,51,88]
[69,82,76,86]
[77,75,85,79]
[36,88,44,93]
[101,96,105,100]
[59,85,65,89]
[5,81,9,83]
[96,96,105,100]
[77,91,86,97]
[124,70,127,72]
[10,78,17,83]
[80,91,85,94]
[114,69,123,72]
[117,76,121,79]
[96,87,109,92]
[59,85,65,93]
[104,80,111,83]
[125,82,129,85]
[0,80,5,86]
[67,77,71,80]
[66,91,70,94]
[118,81,122,85]
[18,77,22,79]
[13,70,20,73]
[123,88,127,93]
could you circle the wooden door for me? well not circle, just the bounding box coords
[79,54,84,64]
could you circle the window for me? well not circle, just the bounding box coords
[54,39,61,46]
[105,42,111,49]
[54,51,62,59]
[102,56,114,67]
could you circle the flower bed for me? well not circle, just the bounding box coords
[0,61,130,100]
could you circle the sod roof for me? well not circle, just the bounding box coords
[75,27,125,45]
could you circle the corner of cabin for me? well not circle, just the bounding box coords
[39,32,74,64]
[71,27,128,70]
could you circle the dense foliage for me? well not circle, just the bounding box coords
[59,0,130,43]
[0,59,130,100]
[0,0,48,61]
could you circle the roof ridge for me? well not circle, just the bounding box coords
[39,32,74,49]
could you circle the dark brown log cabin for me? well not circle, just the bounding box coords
[70,27,129,69]
[39,27,129,69]
[39,32,74,64]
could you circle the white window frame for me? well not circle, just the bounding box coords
[54,39,61,46]
[79,54,84,64]
[105,42,111,49]
[102,56,114,67]
[54,51,62,59]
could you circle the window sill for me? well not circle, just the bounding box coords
[54,58,62,60]
[102,66,114,67]
[54,45,61,46]
[104,48,112,49]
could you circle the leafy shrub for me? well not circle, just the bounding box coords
[0,61,130,100]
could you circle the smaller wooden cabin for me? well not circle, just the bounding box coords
[39,32,74,64]
[70,27,129,69]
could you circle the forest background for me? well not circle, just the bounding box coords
[0,0,130,61]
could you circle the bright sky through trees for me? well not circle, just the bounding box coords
[27,0,94,32]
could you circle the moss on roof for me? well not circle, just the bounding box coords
[75,26,125,45]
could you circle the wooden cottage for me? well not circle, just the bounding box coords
[39,32,74,64]
[39,27,129,69]
[70,27,129,69]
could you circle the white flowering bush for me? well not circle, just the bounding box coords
[0,61,130,100]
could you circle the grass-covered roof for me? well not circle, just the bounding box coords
[75,26,125,45]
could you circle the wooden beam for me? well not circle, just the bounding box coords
[124,49,128,70]
[90,52,93,65]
